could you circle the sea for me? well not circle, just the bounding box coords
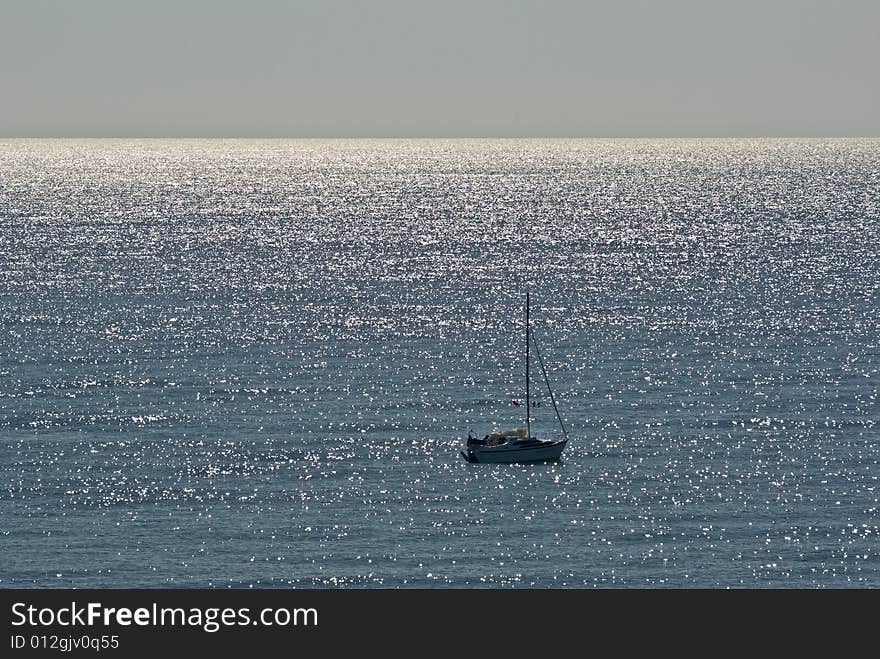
[0,139,877,588]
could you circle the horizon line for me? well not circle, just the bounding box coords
[2,135,878,140]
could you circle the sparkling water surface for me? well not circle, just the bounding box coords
[1,139,877,587]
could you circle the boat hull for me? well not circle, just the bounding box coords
[461,438,568,464]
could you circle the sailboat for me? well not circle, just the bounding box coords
[461,291,569,464]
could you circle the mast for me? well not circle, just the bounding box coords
[525,290,531,439]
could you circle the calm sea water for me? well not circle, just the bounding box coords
[0,139,877,588]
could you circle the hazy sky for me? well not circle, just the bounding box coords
[2,0,878,137]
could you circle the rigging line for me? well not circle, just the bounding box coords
[531,332,568,439]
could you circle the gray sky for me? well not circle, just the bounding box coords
[2,0,878,137]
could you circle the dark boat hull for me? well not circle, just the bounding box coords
[461,438,568,464]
